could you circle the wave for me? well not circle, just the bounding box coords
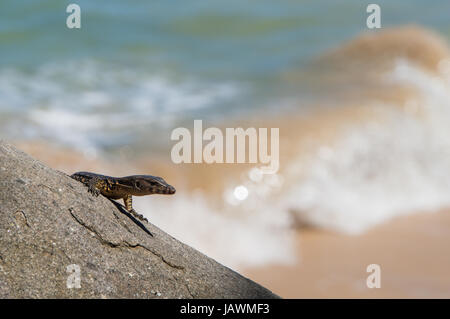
[283,26,450,233]
[0,60,240,156]
[154,26,450,266]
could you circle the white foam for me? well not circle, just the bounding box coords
[283,59,450,234]
[0,60,239,153]
[138,60,450,268]
[133,193,296,270]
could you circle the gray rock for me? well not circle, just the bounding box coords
[0,140,279,298]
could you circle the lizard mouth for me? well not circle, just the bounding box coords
[152,185,176,195]
[166,185,176,195]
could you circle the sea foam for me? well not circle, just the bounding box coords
[284,59,450,234]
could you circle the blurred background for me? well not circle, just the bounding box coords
[1,0,450,298]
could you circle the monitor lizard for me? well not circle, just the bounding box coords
[71,171,176,223]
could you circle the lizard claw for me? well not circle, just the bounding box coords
[129,209,148,223]
[88,186,100,197]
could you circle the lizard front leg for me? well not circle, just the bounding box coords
[87,177,102,196]
[123,195,148,222]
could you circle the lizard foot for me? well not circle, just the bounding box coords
[87,177,101,196]
[129,209,148,223]
[88,186,101,197]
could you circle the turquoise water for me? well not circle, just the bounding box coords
[2,1,449,72]
[1,0,450,153]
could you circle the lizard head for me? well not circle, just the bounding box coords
[130,175,176,196]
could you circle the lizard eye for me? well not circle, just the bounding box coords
[135,181,141,189]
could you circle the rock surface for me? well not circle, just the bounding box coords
[0,140,278,298]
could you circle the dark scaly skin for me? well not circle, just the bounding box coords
[71,171,176,222]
